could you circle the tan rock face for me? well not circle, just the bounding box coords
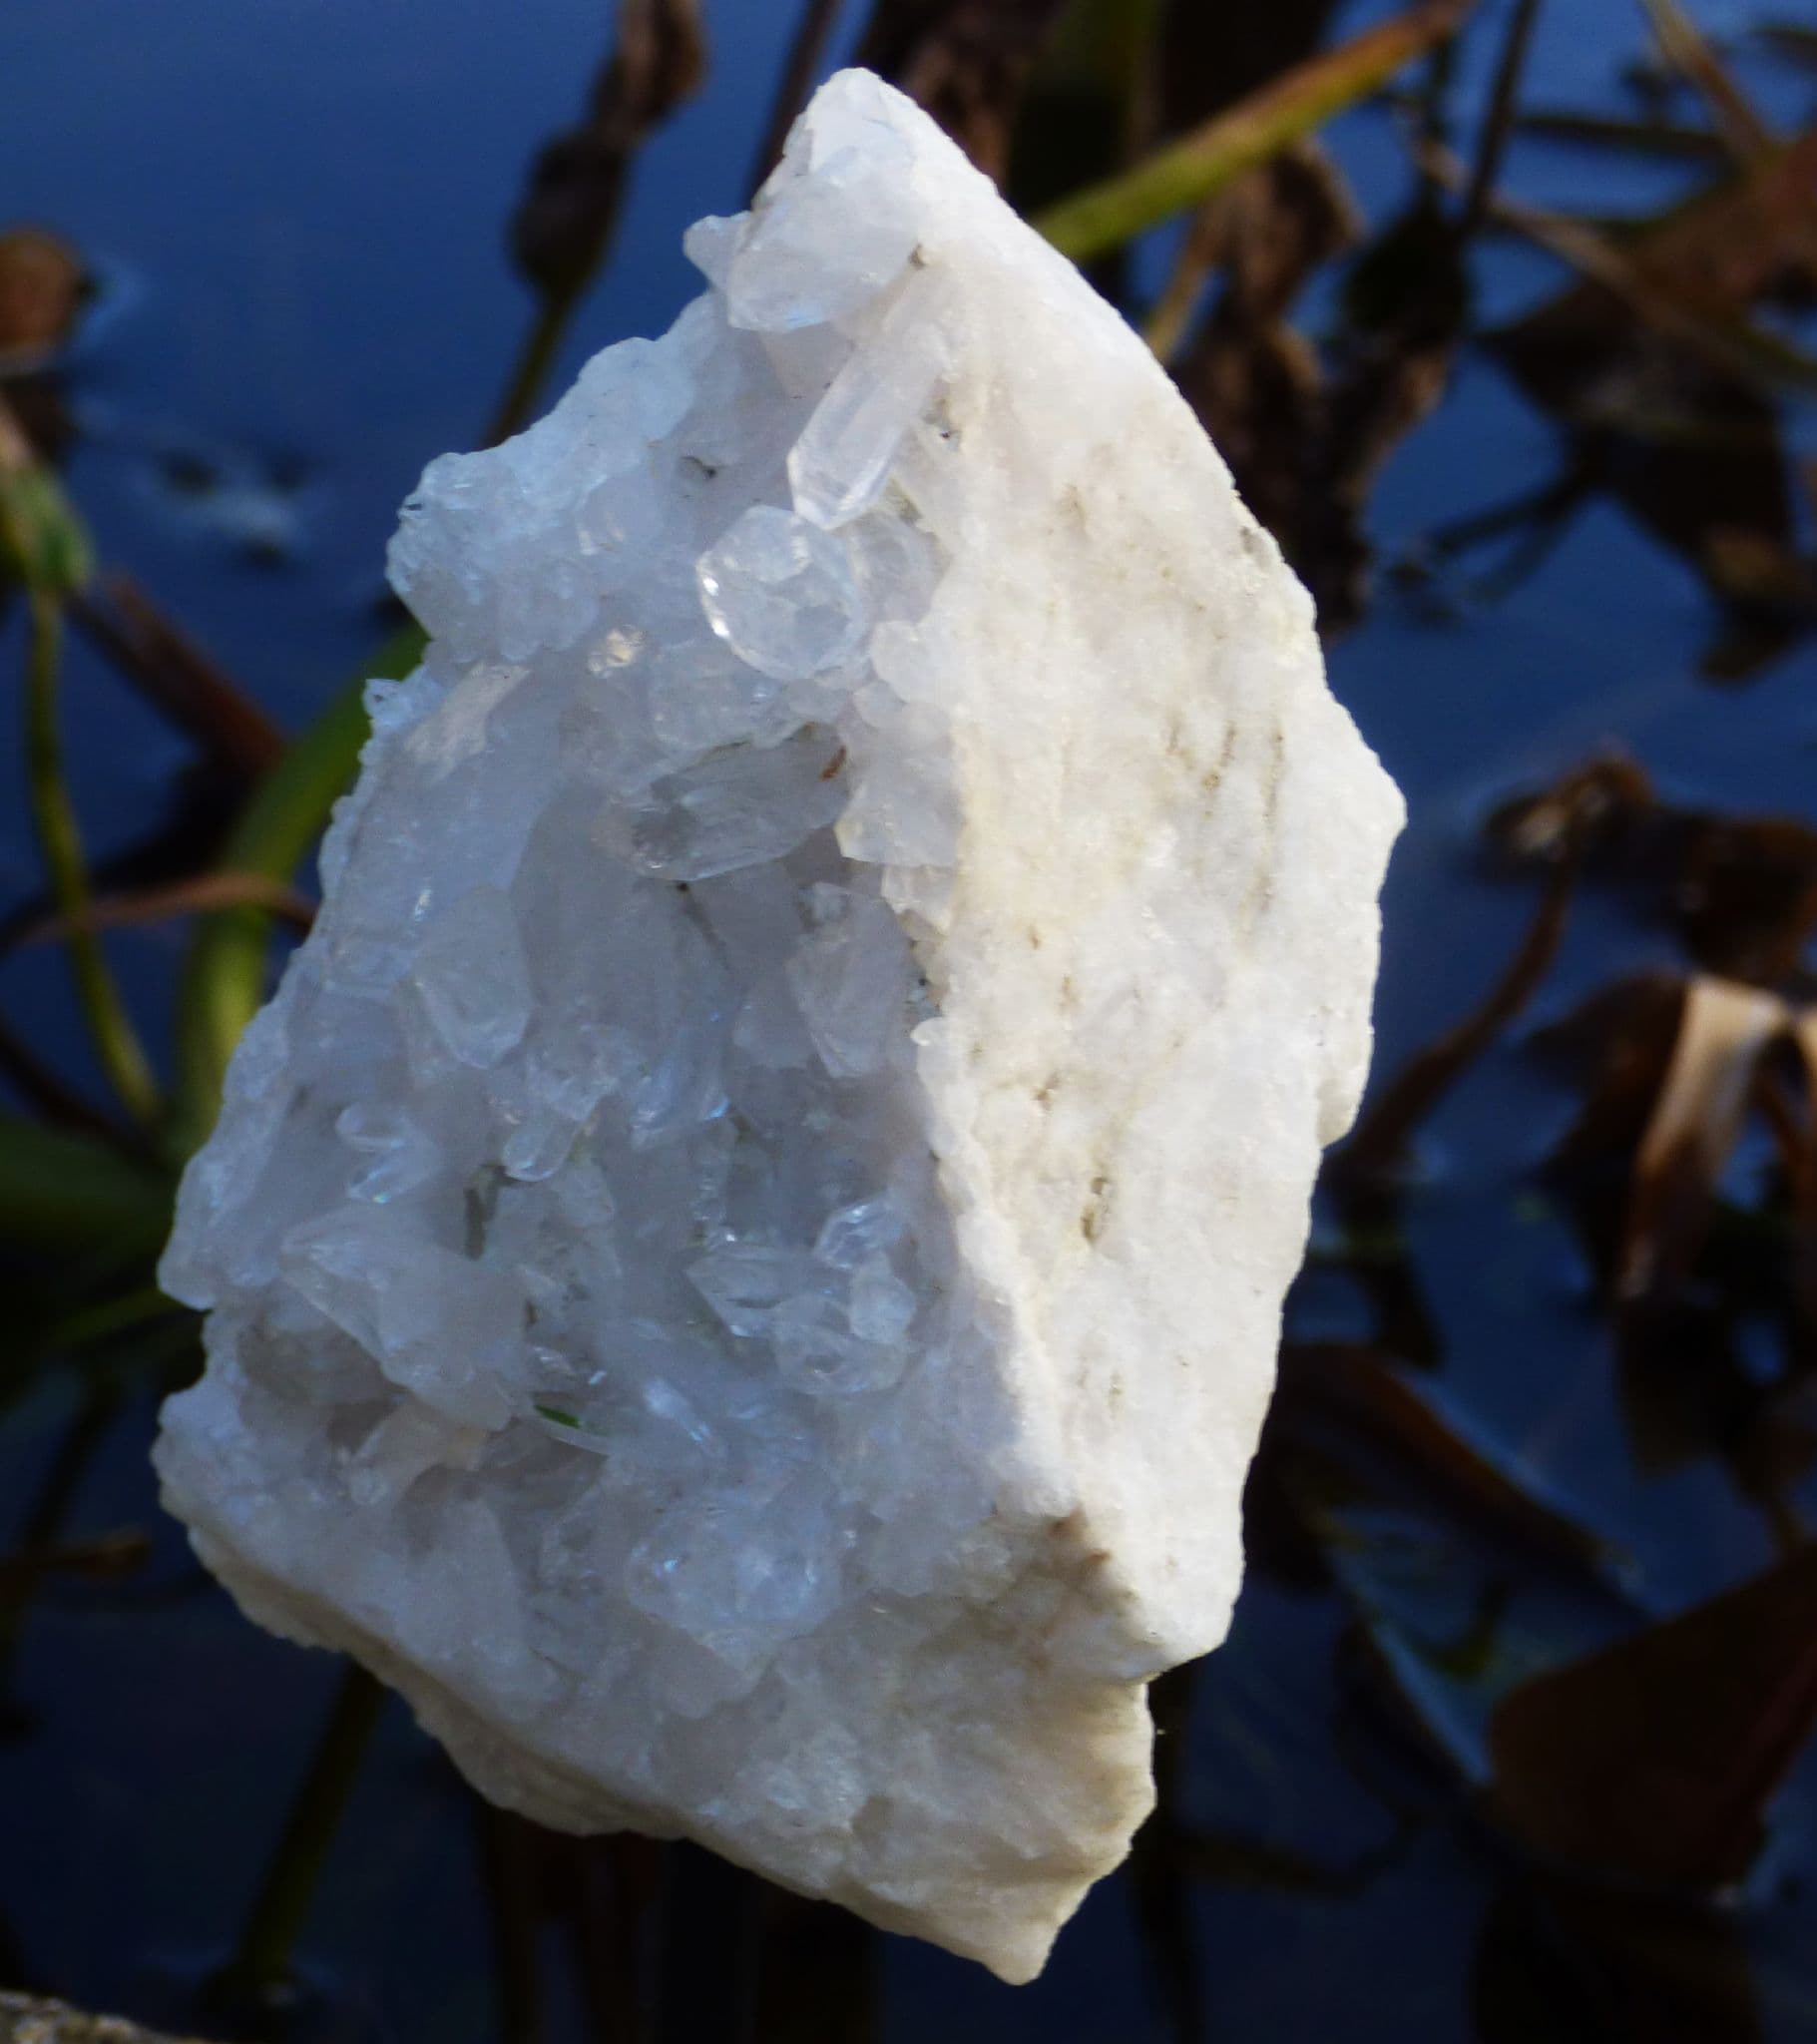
[155,69,1402,1981]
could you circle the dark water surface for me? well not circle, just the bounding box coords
[4,1,1817,2039]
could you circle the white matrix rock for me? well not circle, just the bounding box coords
[156,70,1403,1981]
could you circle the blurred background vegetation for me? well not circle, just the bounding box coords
[4,0,1817,2038]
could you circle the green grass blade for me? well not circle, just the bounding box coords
[0,1114,171,1251]
[19,587,163,1129]
[1032,0,1475,263]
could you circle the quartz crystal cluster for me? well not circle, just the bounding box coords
[156,70,1403,1981]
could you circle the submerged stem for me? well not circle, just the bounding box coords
[486,290,580,449]
[1455,0,1543,243]
[0,1384,124,1721]
[747,0,845,199]
[219,1661,387,2002]
[21,588,162,1128]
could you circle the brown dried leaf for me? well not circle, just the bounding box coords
[1771,1009,1817,1341]
[1522,964,1817,1517]
[1674,812,1817,984]
[10,872,316,951]
[1617,124,1817,317]
[1170,170,1416,625]
[508,0,707,303]
[1494,126,1817,393]
[0,1529,151,1600]
[1486,1542,1817,1891]
[1228,146,1361,322]
[1153,138,1357,364]
[1534,976,1687,1314]
[1494,757,1817,986]
[0,229,86,370]
[1337,766,1620,1182]
[72,574,283,779]
[1700,527,1817,609]
[1618,975,1788,1304]
[1274,1342,1614,1572]
[1515,108,1731,165]
[1469,126,1817,659]
[1638,0,1776,168]
[1175,312,1327,542]
[1486,754,1657,863]
[1760,24,1817,73]
[1538,973,1688,1135]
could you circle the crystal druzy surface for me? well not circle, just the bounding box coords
[156,70,1404,1980]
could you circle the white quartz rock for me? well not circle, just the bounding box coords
[154,68,1403,1983]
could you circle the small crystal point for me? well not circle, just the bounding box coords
[410,884,533,1068]
[789,271,949,529]
[631,726,846,882]
[695,505,868,680]
[725,132,920,332]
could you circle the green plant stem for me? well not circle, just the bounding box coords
[172,622,424,1147]
[0,1383,123,1710]
[221,1661,387,2001]
[1139,197,1225,362]
[1032,0,1476,262]
[0,998,140,1149]
[49,1283,185,1352]
[1455,0,1544,242]
[0,1114,171,1249]
[487,291,579,448]
[21,589,162,1128]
